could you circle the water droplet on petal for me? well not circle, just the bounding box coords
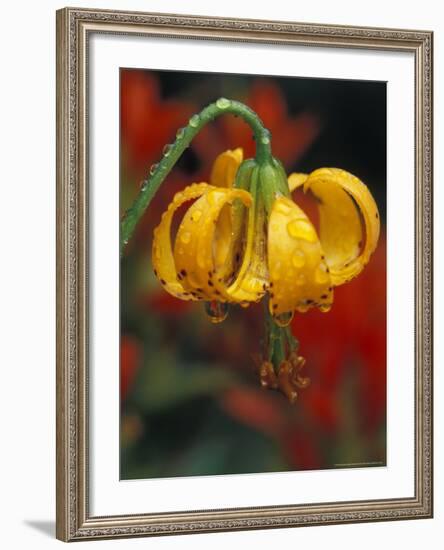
[295,273,305,286]
[191,210,202,222]
[273,311,294,327]
[216,97,231,109]
[286,220,300,239]
[207,190,218,206]
[205,301,228,323]
[319,303,332,313]
[274,201,291,216]
[240,301,250,308]
[180,231,191,244]
[149,163,158,176]
[298,221,318,242]
[162,144,173,157]
[292,249,306,268]
[197,254,207,269]
[287,219,317,242]
[189,114,200,128]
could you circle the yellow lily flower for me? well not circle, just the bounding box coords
[119,96,381,402]
[152,148,380,328]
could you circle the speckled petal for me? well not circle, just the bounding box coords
[268,196,333,316]
[214,159,256,284]
[225,168,269,303]
[174,186,253,301]
[151,182,211,301]
[303,168,380,286]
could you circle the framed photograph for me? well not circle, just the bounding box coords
[56,7,433,541]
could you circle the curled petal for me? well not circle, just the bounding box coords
[225,167,269,303]
[210,148,243,189]
[209,148,244,269]
[215,159,256,288]
[288,172,308,192]
[152,183,211,301]
[174,186,253,301]
[268,196,333,316]
[302,167,380,286]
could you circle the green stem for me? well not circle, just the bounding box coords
[264,300,283,369]
[120,98,272,255]
[285,326,299,353]
[263,300,299,372]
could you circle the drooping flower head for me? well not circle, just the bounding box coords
[152,149,379,320]
[122,98,380,402]
[150,147,379,401]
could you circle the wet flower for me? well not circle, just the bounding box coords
[150,146,380,401]
[268,167,380,317]
[151,148,380,322]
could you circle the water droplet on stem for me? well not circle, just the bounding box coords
[162,144,173,157]
[189,114,200,128]
[216,97,231,109]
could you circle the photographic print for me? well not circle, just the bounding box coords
[57,8,432,540]
[119,69,387,481]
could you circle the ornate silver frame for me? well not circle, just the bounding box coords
[56,7,433,541]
